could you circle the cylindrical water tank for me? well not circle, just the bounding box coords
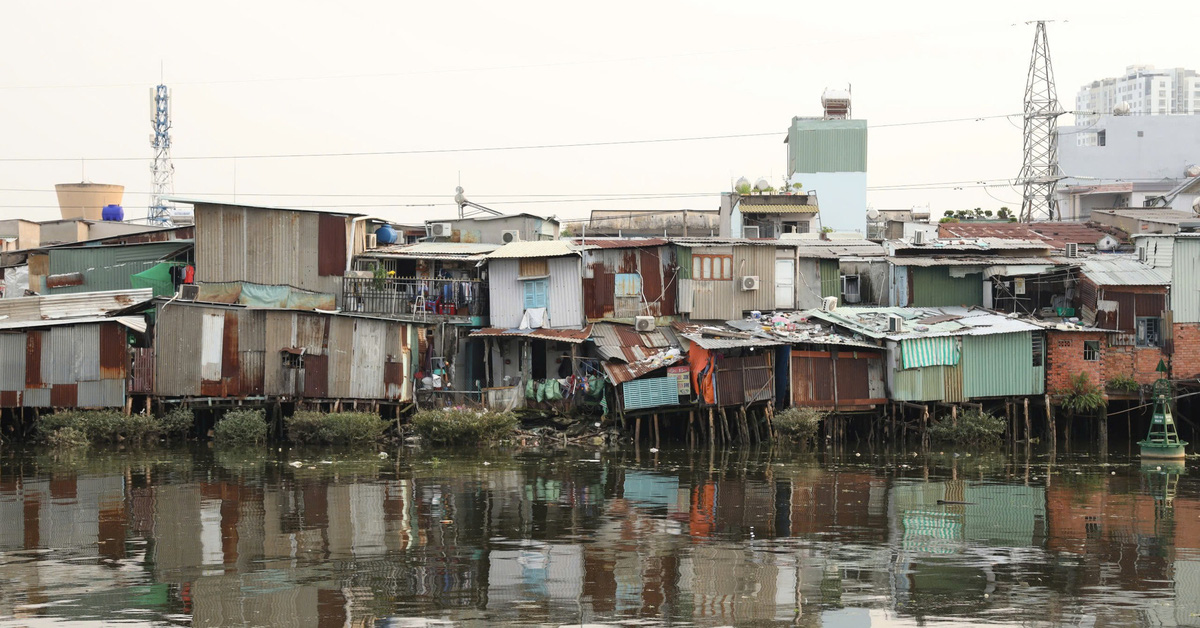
[101,204,124,221]
[375,224,398,245]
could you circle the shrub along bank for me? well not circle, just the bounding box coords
[286,411,389,445]
[409,409,519,446]
[38,409,195,449]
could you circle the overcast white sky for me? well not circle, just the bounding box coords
[2,0,1198,225]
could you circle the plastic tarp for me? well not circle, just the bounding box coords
[195,281,336,311]
[129,263,176,298]
[901,336,960,369]
[688,344,716,405]
[2,265,28,299]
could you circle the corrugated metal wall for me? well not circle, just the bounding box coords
[910,267,983,307]
[819,260,839,300]
[1173,239,1200,323]
[547,256,583,328]
[488,259,523,328]
[961,332,1044,398]
[622,377,681,410]
[733,245,776,312]
[48,242,188,295]
[196,205,339,302]
[892,363,964,403]
[787,119,868,174]
[1,322,125,408]
[350,319,387,399]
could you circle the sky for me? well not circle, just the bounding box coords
[2,0,1199,226]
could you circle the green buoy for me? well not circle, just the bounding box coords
[1139,371,1188,460]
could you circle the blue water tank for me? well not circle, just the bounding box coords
[101,204,124,221]
[375,224,399,245]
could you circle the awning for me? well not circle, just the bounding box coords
[900,336,959,369]
[469,325,593,344]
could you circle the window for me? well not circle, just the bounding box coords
[1097,130,1106,146]
[1084,340,1100,361]
[1032,334,1044,367]
[1136,317,1161,347]
[282,352,305,369]
[523,279,548,309]
[692,254,732,280]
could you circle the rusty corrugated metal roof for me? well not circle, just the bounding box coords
[0,288,152,324]
[570,238,669,249]
[469,325,593,343]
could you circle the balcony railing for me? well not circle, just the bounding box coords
[342,277,488,320]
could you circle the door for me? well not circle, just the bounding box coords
[775,259,795,309]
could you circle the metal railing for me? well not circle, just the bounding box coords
[342,277,488,319]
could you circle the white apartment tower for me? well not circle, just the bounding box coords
[1076,65,1200,124]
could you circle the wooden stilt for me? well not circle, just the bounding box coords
[124,396,133,417]
[921,405,930,450]
[708,408,716,445]
[1045,394,1056,452]
[653,414,660,450]
[1023,397,1031,446]
[688,411,696,449]
[719,407,731,444]
[951,404,958,427]
[1098,403,1108,453]
[635,416,642,449]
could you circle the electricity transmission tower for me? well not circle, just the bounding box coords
[148,84,174,223]
[1018,21,1064,222]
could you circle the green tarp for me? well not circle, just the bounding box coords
[901,336,960,369]
[129,262,178,298]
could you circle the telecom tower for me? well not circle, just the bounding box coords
[148,84,174,223]
[1018,21,1064,222]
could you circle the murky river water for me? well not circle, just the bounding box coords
[0,443,1197,627]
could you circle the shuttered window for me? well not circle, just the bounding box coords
[692,255,732,280]
[523,279,548,309]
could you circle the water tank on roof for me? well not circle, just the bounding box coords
[101,204,124,221]
[375,224,398,245]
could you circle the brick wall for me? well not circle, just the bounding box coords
[1046,330,1106,393]
[1103,344,1166,386]
[1172,323,1200,378]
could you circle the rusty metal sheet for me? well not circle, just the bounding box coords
[0,390,18,407]
[239,352,264,395]
[1136,293,1165,317]
[46,272,84,288]
[303,354,329,398]
[1107,291,1137,332]
[327,317,355,398]
[467,326,593,344]
[317,213,347,277]
[130,348,154,394]
[835,355,870,402]
[715,367,744,406]
[221,311,240,379]
[51,384,77,407]
[518,257,549,278]
[99,322,127,380]
[25,331,44,388]
[639,249,665,316]
[384,361,404,400]
[584,264,614,319]
[200,379,222,397]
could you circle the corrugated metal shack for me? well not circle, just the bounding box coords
[186,200,369,307]
[810,306,1046,403]
[786,238,888,308]
[151,300,420,404]
[575,238,680,323]
[38,241,192,295]
[591,322,687,414]
[885,238,1058,308]
[674,322,784,408]
[0,290,154,411]
[671,238,791,321]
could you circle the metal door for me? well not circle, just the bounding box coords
[775,259,795,309]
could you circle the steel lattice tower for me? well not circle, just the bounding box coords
[1018,21,1064,222]
[148,84,174,223]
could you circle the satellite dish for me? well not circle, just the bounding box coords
[1113,102,1131,116]
[866,208,880,220]
[1193,196,1200,215]
[454,186,466,206]
[754,178,771,191]
[1186,165,1200,178]
[735,177,752,194]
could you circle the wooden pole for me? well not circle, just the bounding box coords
[922,404,930,450]
[1045,394,1056,453]
[635,416,642,449]
[1023,397,1031,446]
[1099,403,1108,453]
[653,413,661,450]
[951,404,958,427]
[708,408,716,446]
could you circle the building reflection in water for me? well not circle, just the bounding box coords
[0,449,1196,627]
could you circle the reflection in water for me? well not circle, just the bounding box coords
[0,446,1197,627]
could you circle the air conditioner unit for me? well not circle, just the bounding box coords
[740,276,760,291]
[887,314,903,333]
[501,229,522,244]
[821,296,838,312]
[179,284,199,301]
[742,226,760,239]
[1065,242,1079,258]
[365,233,378,249]
[842,274,861,304]
[634,316,655,332]
[913,230,928,245]
[429,222,453,237]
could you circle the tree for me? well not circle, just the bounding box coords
[997,207,1012,220]
[984,209,994,218]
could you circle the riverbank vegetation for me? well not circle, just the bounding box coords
[772,407,825,447]
[409,409,519,446]
[38,408,195,448]
[928,409,1006,446]
[213,409,268,446]
[286,411,389,445]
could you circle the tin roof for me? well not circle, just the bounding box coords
[1076,255,1170,286]
[738,204,819,214]
[485,240,582,259]
[890,237,1053,252]
[166,196,369,217]
[570,238,669,249]
[809,306,1043,341]
[788,239,887,258]
[590,322,684,384]
[669,237,791,247]
[469,325,593,344]
[934,222,1118,249]
[362,242,498,260]
[1091,209,1195,225]
[0,314,146,332]
[0,288,153,325]
[887,256,1068,267]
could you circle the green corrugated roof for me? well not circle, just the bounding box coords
[48,241,191,295]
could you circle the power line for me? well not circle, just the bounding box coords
[0,113,1024,163]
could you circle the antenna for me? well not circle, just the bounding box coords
[148,83,175,224]
[1018,21,1064,222]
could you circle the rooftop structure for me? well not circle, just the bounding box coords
[1075,65,1200,125]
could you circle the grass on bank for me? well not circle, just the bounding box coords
[213,409,268,446]
[773,407,825,447]
[928,408,1006,447]
[286,411,389,446]
[409,409,519,446]
[38,408,196,448]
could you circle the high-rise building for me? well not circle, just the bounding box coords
[1075,65,1200,125]
[785,89,867,233]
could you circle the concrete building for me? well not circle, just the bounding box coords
[1056,114,1200,219]
[784,89,867,233]
[1075,65,1200,124]
[425,213,559,244]
[0,220,40,252]
[720,193,820,238]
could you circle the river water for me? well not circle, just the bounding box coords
[0,443,1196,627]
